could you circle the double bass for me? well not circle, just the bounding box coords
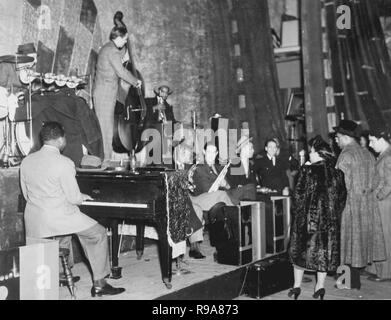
[112,11,147,154]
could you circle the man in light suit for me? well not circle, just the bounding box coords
[93,26,142,162]
[20,122,125,297]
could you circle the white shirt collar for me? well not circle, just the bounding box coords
[267,154,274,160]
[42,144,60,154]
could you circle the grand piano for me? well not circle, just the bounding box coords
[76,168,182,289]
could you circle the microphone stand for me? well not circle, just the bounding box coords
[28,80,33,151]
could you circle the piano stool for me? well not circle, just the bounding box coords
[59,248,76,300]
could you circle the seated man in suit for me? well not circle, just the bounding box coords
[188,141,256,258]
[254,138,290,193]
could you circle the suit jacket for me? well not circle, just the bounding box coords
[191,164,224,196]
[144,96,176,124]
[227,161,257,188]
[20,145,97,238]
[22,89,104,166]
[253,152,289,191]
[191,163,256,205]
[93,41,139,91]
[93,41,139,142]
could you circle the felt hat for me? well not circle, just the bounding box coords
[78,155,107,171]
[153,82,173,95]
[17,43,37,55]
[333,120,360,138]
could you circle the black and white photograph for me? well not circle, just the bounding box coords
[0,0,391,304]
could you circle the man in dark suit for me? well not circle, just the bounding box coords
[144,83,176,124]
[141,83,178,167]
[254,138,290,193]
[188,144,234,259]
[188,142,256,258]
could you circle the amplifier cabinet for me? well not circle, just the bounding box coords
[209,205,253,266]
[241,196,291,262]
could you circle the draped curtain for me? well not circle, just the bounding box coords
[325,0,391,131]
[205,0,287,152]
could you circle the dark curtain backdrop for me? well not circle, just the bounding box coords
[15,0,286,153]
[326,0,391,131]
[205,0,286,152]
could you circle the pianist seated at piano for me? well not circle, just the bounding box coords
[20,122,126,297]
[188,141,257,259]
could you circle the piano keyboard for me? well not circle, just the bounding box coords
[81,201,149,209]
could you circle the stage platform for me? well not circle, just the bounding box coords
[60,233,245,300]
[60,233,391,301]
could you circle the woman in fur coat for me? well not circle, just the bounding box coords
[288,135,347,300]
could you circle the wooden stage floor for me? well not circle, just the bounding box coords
[60,235,391,301]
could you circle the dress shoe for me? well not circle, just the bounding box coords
[287,287,301,300]
[313,288,326,300]
[367,275,391,282]
[59,275,80,287]
[91,283,125,297]
[189,250,206,259]
[334,284,361,290]
[361,270,376,277]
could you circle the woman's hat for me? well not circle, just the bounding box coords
[17,43,37,55]
[153,82,173,95]
[309,135,332,154]
[333,120,360,138]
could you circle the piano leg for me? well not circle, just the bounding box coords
[156,220,173,289]
[136,224,145,260]
[110,219,122,279]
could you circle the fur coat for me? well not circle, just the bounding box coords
[289,157,347,272]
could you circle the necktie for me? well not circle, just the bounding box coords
[211,165,219,176]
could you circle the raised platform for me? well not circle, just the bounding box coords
[60,233,246,300]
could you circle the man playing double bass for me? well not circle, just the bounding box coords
[93,25,142,162]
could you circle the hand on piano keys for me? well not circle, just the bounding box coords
[82,193,94,202]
